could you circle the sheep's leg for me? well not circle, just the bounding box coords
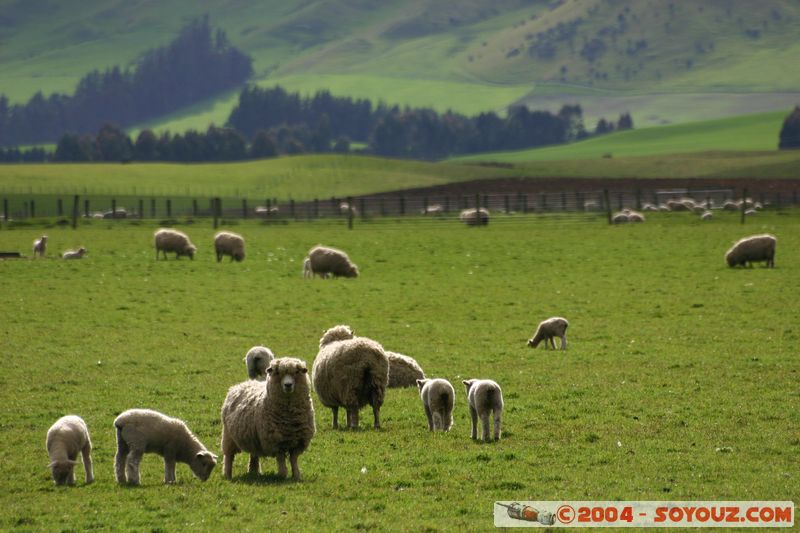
[81,445,94,484]
[469,405,478,440]
[125,449,144,485]
[347,407,360,429]
[114,440,129,484]
[164,458,177,484]
[289,451,302,481]
[480,411,491,442]
[424,404,434,431]
[371,404,381,429]
[222,450,236,480]
[493,409,503,441]
[67,458,76,485]
[331,406,339,429]
[549,337,556,349]
[248,454,260,475]
[560,334,567,350]
[276,452,288,479]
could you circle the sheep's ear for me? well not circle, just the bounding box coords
[266,366,274,375]
[300,366,308,374]
[416,379,426,390]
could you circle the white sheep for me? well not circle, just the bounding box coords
[700,210,713,220]
[312,325,389,429]
[244,345,275,380]
[527,317,569,350]
[421,204,444,215]
[612,211,629,223]
[416,378,455,432]
[46,415,94,486]
[33,235,48,258]
[114,408,217,485]
[221,357,315,481]
[214,231,245,262]
[723,200,740,211]
[459,207,489,226]
[304,245,359,278]
[725,234,776,268]
[62,247,87,259]
[462,379,504,442]
[627,211,645,222]
[339,202,358,216]
[386,351,425,388]
[154,228,197,260]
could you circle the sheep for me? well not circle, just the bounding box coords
[33,235,48,258]
[103,207,127,219]
[312,325,389,429]
[114,408,217,485]
[214,231,245,262]
[459,207,489,226]
[725,234,776,268]
[723,200,740,211]
[744,208,758,216]
[627,211,645,222]
[658,204,671,212]
[304,245,359,278]
[46,415,94,486]
[462,379,504,442]
[416,378,455,432]
[527,316,569,350]
[701,210,713,220]
[254,206,279,217]
[642,203,659,212]
[421,203,444,215]
[386,351,425,388]
[154,228,197,260]
[62,247,87,259]
[339,202,358,216]
[221,357,315,481]
[244,345,275,380]
[612,212,629,224]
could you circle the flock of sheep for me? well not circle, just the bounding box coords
[613,196,766,223]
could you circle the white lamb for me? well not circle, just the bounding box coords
[417,378,455,432]
[387,351,425,388]
[725,234,776,268]
[304,245,359,278]
[459,207,489,226]
[46,415,94,486]
[154,228,197,260]
[33,235,48,258]
[214,231,245,262]
[221,357,315,481]
[244,345,275,380]
[62,247,87,259]
[462,379,504,442]
[527,317,569,350]
[114,408,217,485]
[312,325,389,429]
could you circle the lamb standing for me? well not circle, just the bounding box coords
[33,235,48,258]
[312,325,389,429]
[62,247,87,259]
[46,415,94,486]
[304,245,359,278]
[214,231,245,262]
[154,228,197,260]
[417,378,455,432]
[221,357,315,481]
[244,345,275,380]
[725,234,777,268]
[114,408,217,485]
[527,317,569,350]
[386,351,425,388]
[462,379,504,442]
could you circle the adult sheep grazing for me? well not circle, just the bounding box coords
[459,207,489,226]
[304,245,359,278]
[462,379,504,442]
[33,235,48,258]
[312,325,389,429]
[612,211,629,224]
[154,228,197,260]
[417,378,455,432]
[244,345,275,380]
[214,231,245,262]
[627,211,645,223]
[62,247,87,259]
[221,357,315,481]
[725,234,776,268]
[386,351,425,388]
[527,316,569,350]
[46,415,94,486]
[114,409,217,485]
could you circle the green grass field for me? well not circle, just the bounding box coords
[0,212,798,530]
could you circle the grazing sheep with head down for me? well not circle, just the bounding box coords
[154,229,197,260]
[304,245,359,278]
[114,408,217,485]
[214,231,245,262]
[221,357,315,481]
[386,351,425,388]
[725,234,776,268]
[46,415,94,486]
[244,345,275,380]
[459,207,489,226]
[462,379,504,442]
[528,317,569,350]
[33,235,48,258]
[312,325,389,429]
[417,378,455,432]
[62,247,87,259]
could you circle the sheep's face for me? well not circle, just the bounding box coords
[233,251,245,262]
[344,264,359,278]
[185,245,197,260]
[527,337,540,348]
[268,358,309,394]
[190,451,217,481]
[49,460,76,485]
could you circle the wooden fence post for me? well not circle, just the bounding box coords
[192,199,198,217]
[166,199,171,218]
[740,188,747,224]
[604,189,612,225]
[30,199,36,218]
[213,197,220,229]
[84,199,90,218]
[57,198,63,217]
[111,199,116,219]
[72,195,79,229]
[347,196,354,230]
[151,199,156,218]
[3,198,8,221]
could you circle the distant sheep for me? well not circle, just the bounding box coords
[312,325,389,429]
[114,408,217,485]
[627,211,645,222]
[214,231,245,262]
[723,200,740,211]
[255,206,279,217]
[46,415,94,486]
[462,379,504,442]
[339,202,358,216]
[221,357,315,481]
[460,207,489,226]
[725,234,776,268]
[386,351,425,388]
[527,317,569,350]
[62,247,87,259]
[304,245,359,279]
[33,235,48,258]
[244,346,275,380]
[642,203,659,212]
[421,204,444,215]
[417,378,454,432]
[701,210,713,220]
[103,207,128,219]
[154,228,197,260]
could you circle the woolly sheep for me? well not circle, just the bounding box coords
[642,203,659,212]
[417,378,455,432]
[244,345,275,380]
[114,408,217,485]
[154,228,197,260]
[658,204,671,212]
[725,234,776,268]
[62,247,87,259]
[627,211,645,222]
[744,208,757,216]
[527,316,569,350]
[304,245,359,278]
[33,235,47,258]
[612,212,629,224]
[255,206,279,216]
[46,415,94,486]
[462,379,504,442]
[339,202,358,216]
[459,207,489,226]
[421,203,444,215]
[701,210,713,220]
[221,357,315,481]
[312,325,389,429]
[723,200,740,211]
[386,351,426,388]
[214,231,246,262]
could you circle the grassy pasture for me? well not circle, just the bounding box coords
[0,212,798,530]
